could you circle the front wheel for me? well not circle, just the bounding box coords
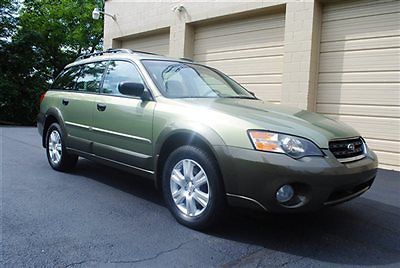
[162,145,225,230]
[46,123,78,171]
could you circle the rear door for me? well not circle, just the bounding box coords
[91,60,155,172]
[56,62,106,152]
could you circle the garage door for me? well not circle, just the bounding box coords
[317,0,400,170]
[121,31,170,56]
[193,13,285,103]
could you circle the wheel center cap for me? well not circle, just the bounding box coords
[187,182,195,193]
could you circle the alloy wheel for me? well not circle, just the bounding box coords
[48,130,62,165]
[170,159,210,217]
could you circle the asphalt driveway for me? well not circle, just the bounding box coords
[1,127,399,267]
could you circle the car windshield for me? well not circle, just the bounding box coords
[142,60,256,99]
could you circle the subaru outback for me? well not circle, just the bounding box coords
[38,49,378,229]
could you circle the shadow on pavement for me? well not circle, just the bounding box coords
[72,159,400,266]
[212,200,400,266]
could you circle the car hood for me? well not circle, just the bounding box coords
[177,98,360,149]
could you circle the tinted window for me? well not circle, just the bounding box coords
[102,61,144,95]
[75,62,107,93]
[51,66,80,90]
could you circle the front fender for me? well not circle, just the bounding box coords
[153,121,238,193]
[154,121,226,157]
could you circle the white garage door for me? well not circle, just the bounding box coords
[317,0,400,170]
[121,31,170,56]
[193,13,285,103]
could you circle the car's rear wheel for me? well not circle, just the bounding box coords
[162,145,225,230]
[46,123,78,171]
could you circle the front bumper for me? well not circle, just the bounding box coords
[222,146,378,212]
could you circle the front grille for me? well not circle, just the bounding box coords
[329,137,365,163]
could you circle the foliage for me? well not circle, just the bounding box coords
[0,0,18,40]
[0,0,104,125]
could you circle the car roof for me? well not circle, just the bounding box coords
[66,49,193,69]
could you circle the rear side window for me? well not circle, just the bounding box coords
[51,66,80,90]
[102,60,144,95]
[75,62,107,93]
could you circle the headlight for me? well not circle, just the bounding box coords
[248,130,323,158]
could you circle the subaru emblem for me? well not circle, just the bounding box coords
[347,143,355,151]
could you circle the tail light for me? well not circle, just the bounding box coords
[40,92,46,104]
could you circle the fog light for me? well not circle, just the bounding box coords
[276,185,294,203]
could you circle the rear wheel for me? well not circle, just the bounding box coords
[46,123,78,171]
[162,145,225,230]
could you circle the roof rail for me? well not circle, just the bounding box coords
[179,57,194,62]
[105,48,133,54]
[75,48,131,61]
[129,49,160,56]
[75,48,161,61]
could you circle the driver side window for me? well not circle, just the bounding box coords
[102,61,144,95]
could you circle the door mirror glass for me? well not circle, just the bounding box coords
[118,82,145,97]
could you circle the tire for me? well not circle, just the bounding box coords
[46,123,78,171]
[162,145,225,230]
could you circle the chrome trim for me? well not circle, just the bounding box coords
[337,154,366,163]
[329,137,367,163]
[65,121,90,129]
[337,142,367,163]
[67,147,155,174]
[65,122,151,144]
[329,136,361,142]
[92,127,152,144]
[226,193,268,211]
[324,186,370,206]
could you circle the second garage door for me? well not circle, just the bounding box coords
[193,12,285,103]
[121,31,170,56]
[317,0,400,170]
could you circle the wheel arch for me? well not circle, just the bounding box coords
[42,108,66,148]
[154,128,227,191]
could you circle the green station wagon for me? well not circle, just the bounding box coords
[38,49,378,229]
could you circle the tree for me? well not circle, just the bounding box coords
[0,0,18,40]
[0,0,104,125]
[19,0,104,76]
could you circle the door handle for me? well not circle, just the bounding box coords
[62,99,69,106]
[97,103,107,112]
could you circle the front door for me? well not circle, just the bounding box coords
[91,60,155,172]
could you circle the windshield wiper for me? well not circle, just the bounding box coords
[221,96,257,100]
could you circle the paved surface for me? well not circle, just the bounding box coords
[1,127,400,267]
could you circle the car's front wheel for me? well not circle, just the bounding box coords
[162,145,225,230]
[46,123,78,171]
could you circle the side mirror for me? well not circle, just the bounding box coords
[141,90,152,101]
[118,81,145,97]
